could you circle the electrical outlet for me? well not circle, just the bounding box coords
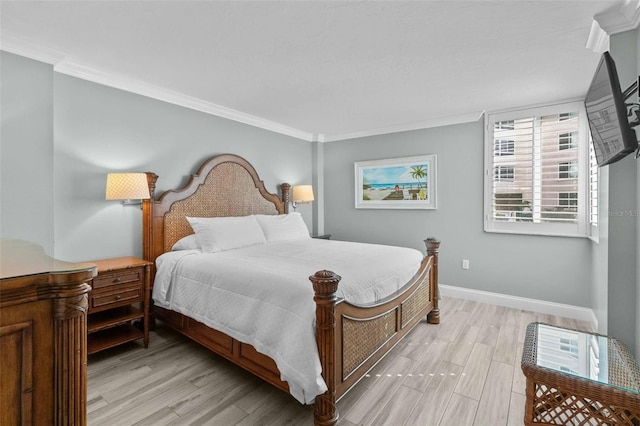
[462,259,469,270]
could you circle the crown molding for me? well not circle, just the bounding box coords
[586,19,609,53]
[0,32,313,142]
[0,31,66,64]
[594,0,640,35]
[321,111,484,142]
[53,61,314,142]
[1,32,484,143]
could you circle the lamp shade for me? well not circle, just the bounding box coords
[292,185,314,203]
[106,173,150,200]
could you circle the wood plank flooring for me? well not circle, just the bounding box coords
[87,297,592,425]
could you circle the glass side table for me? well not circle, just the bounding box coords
[521,322,640,425]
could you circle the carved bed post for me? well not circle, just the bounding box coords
[309,270,341,426]
[143,172,158,263]
[281,182,291,214]
[143,172,159,329]
[425,237,441,324]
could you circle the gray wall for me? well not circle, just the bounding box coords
[1,52,55,254]
[323,120,593,307]
[311,141,325,236]
[637,26,640,361]
[589,28,639,355]
[603,30,638,353]
[1,51,313,262]
[53,74,313,261]
[591,164,609,333]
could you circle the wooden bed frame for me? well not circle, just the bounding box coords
[141,153,440,426]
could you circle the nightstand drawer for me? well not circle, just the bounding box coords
[91,284,142,310]
[93,268,143,290]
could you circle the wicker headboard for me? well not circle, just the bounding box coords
[142,154,290,264]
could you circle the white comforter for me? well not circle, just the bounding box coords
[152,238,423,404]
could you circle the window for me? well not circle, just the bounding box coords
[494,120,515,130]
[559,112,577,121]
[559,192,578,206]
[485,101,589,237]
[494,139,515,156]
[559,161,578,179]
[494,165,514,182]
[494,193,530,222]
[559,132,577,150]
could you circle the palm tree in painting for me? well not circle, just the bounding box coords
[410,165,427,189]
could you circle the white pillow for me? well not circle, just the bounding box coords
[171,234,199,251]
[255,212,311,242]
[187,215,267,253]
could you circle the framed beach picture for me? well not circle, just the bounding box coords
[354,155,437,209]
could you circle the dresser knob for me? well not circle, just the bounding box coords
[113,278,121,283]
[115,295,121,300]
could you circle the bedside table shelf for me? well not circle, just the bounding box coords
[88,305,144,333]
[88,324,144,355]
[87,257,152,355]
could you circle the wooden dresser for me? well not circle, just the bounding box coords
[0,239,96,426]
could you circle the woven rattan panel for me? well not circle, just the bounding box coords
[522,323,537,366]
[608,340,640,392]
[164,163,279,252]
[530,383,640,425]
[342,310,397,379]
[400,274,430,328]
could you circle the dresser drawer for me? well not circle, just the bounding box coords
[93,268,143,290]
[90,284,142,310]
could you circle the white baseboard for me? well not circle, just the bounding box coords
[440,284,598,330]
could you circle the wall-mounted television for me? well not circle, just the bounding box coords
[584,51,638,167]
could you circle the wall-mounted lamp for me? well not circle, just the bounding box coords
[291,185,314,211]
[106,173,150,206]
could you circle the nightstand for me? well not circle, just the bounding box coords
[312,234,332,240]
[87,256,152,354]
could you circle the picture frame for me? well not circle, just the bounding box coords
[354,155,437,209]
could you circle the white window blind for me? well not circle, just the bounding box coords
[495,139,515,156]
[484,102,589,237]
[589,135,599,235]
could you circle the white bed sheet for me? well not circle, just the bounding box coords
[152,238,423,404]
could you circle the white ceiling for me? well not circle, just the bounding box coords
[1,1,638,142]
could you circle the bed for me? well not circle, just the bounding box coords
[142,153,441,426]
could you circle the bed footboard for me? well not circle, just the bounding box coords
[310,238,440,426]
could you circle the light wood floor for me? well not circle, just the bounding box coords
[87,297,592,425]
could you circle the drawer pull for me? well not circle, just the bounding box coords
[115,295,121,300]
[113,278,121,283]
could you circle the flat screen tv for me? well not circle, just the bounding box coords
[584,51,638,167]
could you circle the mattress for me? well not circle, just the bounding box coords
[152,238,423,404]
